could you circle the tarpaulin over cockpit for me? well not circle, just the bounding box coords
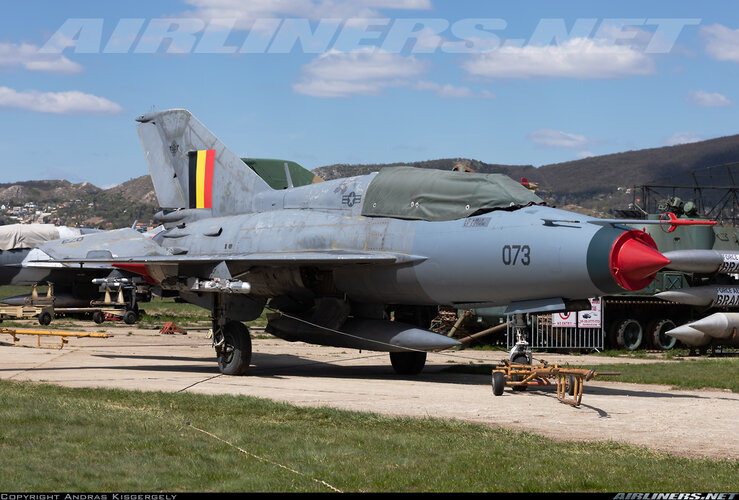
[361,167,543,221]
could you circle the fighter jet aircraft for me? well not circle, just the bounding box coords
[39,109,691,375]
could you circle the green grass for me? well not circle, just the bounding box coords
[446,358,739,393]
[137,296,211,326]
[579,359,739,392]
[0,285,39,300]
[0,380,736,492]
[139,297,270,329]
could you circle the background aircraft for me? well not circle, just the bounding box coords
[0,223,168,319]
[0,223,128,309]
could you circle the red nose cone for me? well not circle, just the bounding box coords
[610,230,671,291]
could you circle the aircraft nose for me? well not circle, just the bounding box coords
[609,230,671,291]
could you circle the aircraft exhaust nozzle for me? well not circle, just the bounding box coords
[656,286,739,308]
[609,230,671,291]
[662,249,739,275]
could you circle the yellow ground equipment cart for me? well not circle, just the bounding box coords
[492,360,619,407]
[1,327,109,349]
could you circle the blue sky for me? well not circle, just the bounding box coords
[1,0,738,187]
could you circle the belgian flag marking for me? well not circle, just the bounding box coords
[188,149,215,209]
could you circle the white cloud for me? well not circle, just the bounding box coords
[293,49,494,99]
[413,81,494,99]
[292,49,428,97]
[462,37,655,79]
[702,24,739,62]
[687,90,732,107]
[528,129,589,149]
[182,0,432,28]
[665,132,703,146]
[0,42,82,74]
[0,87,123,115]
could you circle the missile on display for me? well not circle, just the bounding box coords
[665,324,712,347]
[662,249,739,274]
[666,312,739,347]
[665,324,713,347]
[655,286,739,307]
[685,312,739,340]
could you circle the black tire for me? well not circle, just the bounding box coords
[615,318,643,350]
[92,311,105,324]
[511,353,529,391]
[389,351,427,375]
[647,318,677,350]
[492,371,506,396]
[217,321,252,375]
[38,311,52,326]
[122,310,137,325]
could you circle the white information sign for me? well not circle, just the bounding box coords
[577,297,602,328]
[551,298,602,328]
[552,311,577,327]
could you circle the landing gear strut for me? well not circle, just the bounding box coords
[509,313,532,365]
[507,313,531,391]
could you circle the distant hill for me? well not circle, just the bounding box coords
[530,134,739,197]
[2,132,737,227]
[311,135,739,216]
[0,180,101,204]
[0,177,158,228]
[313,158,536,182]
[106,175,157,206]
[313,135,739,193]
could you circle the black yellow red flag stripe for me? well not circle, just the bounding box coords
[188,149,215,209]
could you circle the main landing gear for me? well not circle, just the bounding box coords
[211,294,252,375]
[214,320,252,375]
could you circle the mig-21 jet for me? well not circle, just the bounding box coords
[38,109,692,375]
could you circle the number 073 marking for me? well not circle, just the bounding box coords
[502,244,531,265]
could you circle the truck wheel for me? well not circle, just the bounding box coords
[615,318,643,350]
[492,371,506,396]
[647,318,677,350]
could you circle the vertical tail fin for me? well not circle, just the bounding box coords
[136,109,272,216]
